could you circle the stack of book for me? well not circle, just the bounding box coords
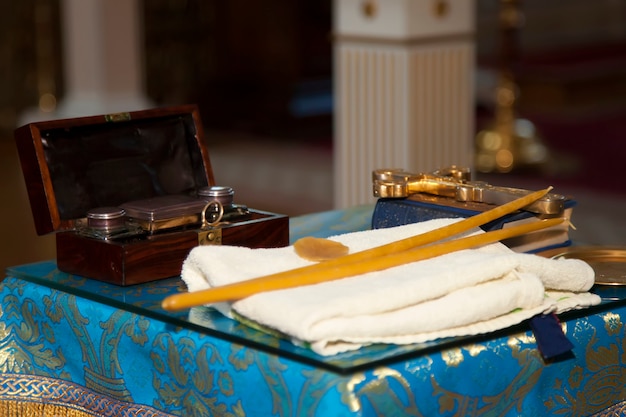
[371,193,575,253]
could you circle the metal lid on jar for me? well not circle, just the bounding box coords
[198,186,234,206]
[87,207,126,229]
[87,207,125,220]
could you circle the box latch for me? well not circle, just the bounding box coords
[198,229,222,246]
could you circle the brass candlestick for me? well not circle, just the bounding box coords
[475,0,549,174]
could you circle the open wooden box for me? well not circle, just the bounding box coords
[14,105,289,285]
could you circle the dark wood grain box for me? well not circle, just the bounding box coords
[14,105,289,285]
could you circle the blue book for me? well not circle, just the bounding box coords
[371,194,576,253]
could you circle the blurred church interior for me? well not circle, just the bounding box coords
[2,0,626,272]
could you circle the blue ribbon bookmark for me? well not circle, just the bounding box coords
[529,313,574,360]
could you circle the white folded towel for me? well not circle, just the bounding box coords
[182,219,601,355]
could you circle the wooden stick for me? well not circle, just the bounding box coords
[162,187,557,311]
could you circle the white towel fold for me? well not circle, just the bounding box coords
[182,218,601,355]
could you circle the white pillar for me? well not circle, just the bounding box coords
[333,0,475,208]
[20,0,151,123]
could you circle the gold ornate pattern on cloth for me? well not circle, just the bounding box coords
[0,374,173,417]
[341,310,626,417]
[592,400,626,417]
[0,401,93,417]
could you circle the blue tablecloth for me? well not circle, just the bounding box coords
[1,205,626,416]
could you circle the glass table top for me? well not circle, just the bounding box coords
[6,205,626,374]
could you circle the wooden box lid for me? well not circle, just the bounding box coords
[14,105,215,235]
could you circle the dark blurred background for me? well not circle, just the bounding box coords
[2,0,626,272]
